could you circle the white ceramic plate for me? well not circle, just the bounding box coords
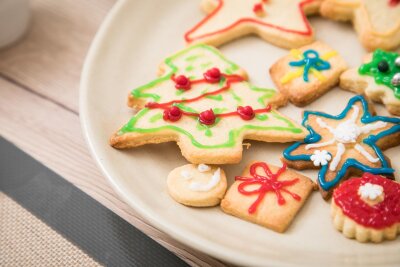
[80,0,400,266]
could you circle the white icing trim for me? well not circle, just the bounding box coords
[358,183,383,201]
[180,170,192,180]
[354,144,380,163]
[359,121,387,134]
[197,164,211,172]
[329,143,345,171]
[305,138,335,150]
[189,168,221,192]
[316,118,335,133]
[310,150,332,166]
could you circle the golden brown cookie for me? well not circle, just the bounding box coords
[221,161,315,233]
[184,0,323,49]
[167,164,227,207]
[283,95,400,199]
[320,0,400,51]
[270,41,347,107]
[331,173,400,243]
[340,49,400,116]
[110,44,307,164]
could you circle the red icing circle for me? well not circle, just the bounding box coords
[175,75,191,90]
[333,173,400,229]
[163,106,182,122]
[204,68,221,83]
[199,109,216,125]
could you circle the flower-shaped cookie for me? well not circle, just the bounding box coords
[283,95,400,198]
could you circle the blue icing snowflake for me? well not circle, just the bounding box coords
[283,95,400,193]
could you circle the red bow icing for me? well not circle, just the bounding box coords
[235,162,301,214]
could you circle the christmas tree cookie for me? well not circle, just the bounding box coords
[320,0,400,51]
[184,0,322,49]
[283,95,400,199]
[110,44,307,164]
[340,49,400,116]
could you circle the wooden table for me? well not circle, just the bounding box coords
[0,1,225,266]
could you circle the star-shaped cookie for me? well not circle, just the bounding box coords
[283,95,400,199]
[110,44,307,164]
[185,0,322,49]
[320,0,400,51]
[340,49,400,116]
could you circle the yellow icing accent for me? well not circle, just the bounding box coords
[310,69,326,82]
[281,50,339,84]
[280,69,303,84]
[321,51,338,60]
[289,49,303,59]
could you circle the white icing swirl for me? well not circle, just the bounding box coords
[197,164,211,172]
[189,168,221,192]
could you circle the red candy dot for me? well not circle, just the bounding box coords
[237,106,255,120]
[163,106,182,122]
[199,109,216,125]
[204,68,221,83]
[175,75,191,90]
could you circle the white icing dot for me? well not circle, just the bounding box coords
[197,164,211,172]
[310,150,331,167]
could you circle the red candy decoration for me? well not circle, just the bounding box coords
[253,3,264,14]
[389,0,400,7]
[204,68,222,83]
[199,109,216,125]
[235,162,301,214]
[237,106,255,120]
[163,106,182,122]
[333,173,400,229]
[175,75,191,90]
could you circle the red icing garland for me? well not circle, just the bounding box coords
[333,173,400,229]
[160,105,271,124]
[146,72,244,109]
[235,162,301,214]
[185,0,315,43]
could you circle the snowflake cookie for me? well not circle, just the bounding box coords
[110,44,307,164]
[332,173,400,243]
[221,161,315,233]
[283,95,400,199]
[185,0,323,48]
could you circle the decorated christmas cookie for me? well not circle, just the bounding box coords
[167,164,227,207]
[221,161,315,233]
[332,173,400,243]
[184,0,322,49]
[340,49,400,116]
[320,0,400,51]
[110,44,307,164]
[270,41,348,106]
[283,95,400,199]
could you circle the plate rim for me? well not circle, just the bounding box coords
[79,1,400,266]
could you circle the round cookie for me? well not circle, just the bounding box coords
[331,173,400,243]
[167,164,227,207]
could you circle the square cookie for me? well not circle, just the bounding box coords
[221,161,315,233]
[270,41,347,106]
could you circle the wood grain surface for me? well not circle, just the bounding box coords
[0,1,225,266]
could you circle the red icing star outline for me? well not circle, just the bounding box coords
[235,162,301,214]
[185,0,316,43]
